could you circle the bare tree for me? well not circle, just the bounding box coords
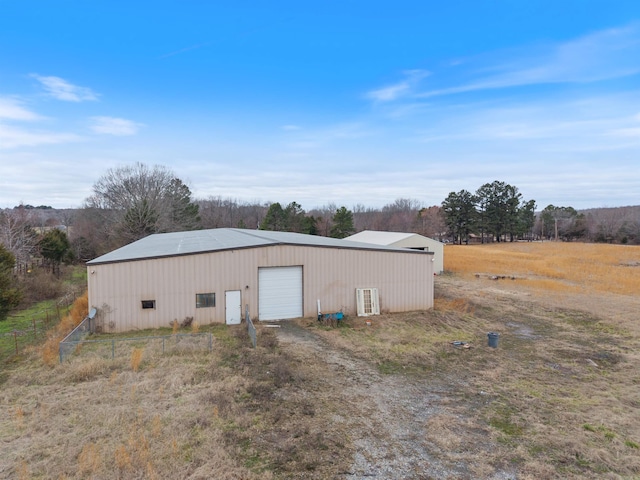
[587,207,628,243]
[198,197,267,229]
[352,203,378,232]
[0,206,38,264]
[418,206,446,240]
[382,198,423,232]
[308,203,337,237]
[83,163,200,249]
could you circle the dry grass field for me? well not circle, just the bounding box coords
[1,241,639,479]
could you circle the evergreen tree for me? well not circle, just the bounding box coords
[260,203,286,230]
[0,245,22,321]
[330,207,354,238]
[441,190,477,244]
[283,202,306,232]
[39,229,73,276]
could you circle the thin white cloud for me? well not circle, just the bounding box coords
[418,24,640,98]
[0,97,42,121]
[282,124,302,131]
[159,41,213,59]
[366,69,430,102]
[608,127,640,137]
[0,124,81,149]
[31,74,99,102]
[90,116,143,136]
[397,91,640,175]
[284,122,374,150]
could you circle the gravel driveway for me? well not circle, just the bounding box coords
[274,321,516,480]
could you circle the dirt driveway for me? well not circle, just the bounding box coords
[274,320,517,480]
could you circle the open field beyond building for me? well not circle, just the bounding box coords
[1,242,639,479]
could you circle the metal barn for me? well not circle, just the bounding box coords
[344,230,445,274]
[87,228,434,332]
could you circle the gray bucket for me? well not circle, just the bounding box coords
[487,332,499,348]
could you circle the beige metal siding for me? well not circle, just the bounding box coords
[88,245,434,332]
[390,237,444,274]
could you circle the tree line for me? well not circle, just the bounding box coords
[2,162,639,320]
[441,181,537,244]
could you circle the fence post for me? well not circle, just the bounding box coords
[14,331,18,355]
[33,318,37,338]
[59,344,63,363]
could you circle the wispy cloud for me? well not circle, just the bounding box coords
[0,96,80,148]
[282,124,302,131]
[0,97,41,121]
[366,69,430,102]
[284,122,373,150]
[90,116,143,136]
[417,24,640,98]
[0,124,81,149]
[31,75,99,102]
[409,92,640,160]
[159,42,213,59]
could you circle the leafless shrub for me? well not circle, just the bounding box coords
[18,269,65,304]
[259,329,279,350]
[66,357,111,382]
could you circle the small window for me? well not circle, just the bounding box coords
[141,300,156,309]
[196,293,216,308]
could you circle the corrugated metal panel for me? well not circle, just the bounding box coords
[345,231,415,244]
[88,243,434,332]
[87,228,414,265]
[258,266,303,320]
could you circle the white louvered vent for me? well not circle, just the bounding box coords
[356,288,380,316]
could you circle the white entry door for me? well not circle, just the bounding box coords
[225,290,242,325]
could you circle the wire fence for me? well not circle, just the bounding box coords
[0,302,72,362]
[58,315,94,362]
[59,332,213,362]
[246,304,256,348]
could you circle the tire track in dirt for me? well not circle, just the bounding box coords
[274,321,468,479]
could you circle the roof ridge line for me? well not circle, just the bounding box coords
[230,228,285,244]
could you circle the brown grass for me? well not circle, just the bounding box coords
[1,325,349,479]
[130,347,143,372]
[41,291,88,366]
[445,242,640,295]
[309,242,640,478]
[4,242,639,478]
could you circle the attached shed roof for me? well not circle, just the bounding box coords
[345,230,443,248]
[87,228,425,265]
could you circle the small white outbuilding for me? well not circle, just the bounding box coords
[344,231,444,274]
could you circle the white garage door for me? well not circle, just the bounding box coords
[258,266,303,321]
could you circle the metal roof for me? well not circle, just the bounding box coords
[87,228,426,265]
[345,230,444,246]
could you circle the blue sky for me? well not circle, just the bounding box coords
[1,1,639,210]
